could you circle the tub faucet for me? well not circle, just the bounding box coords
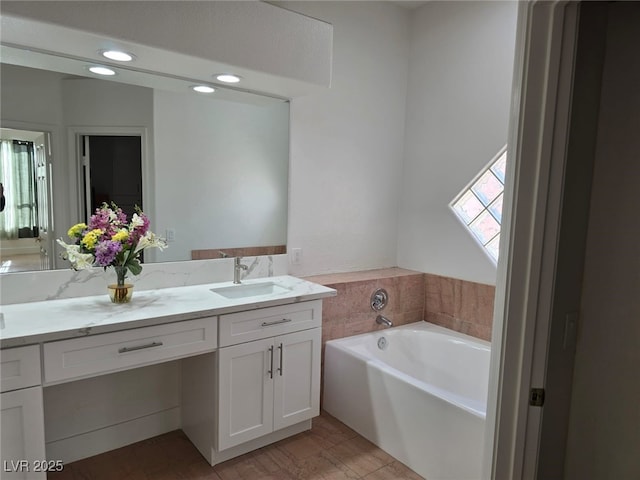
[376,315,393,328]
[233,257,248,284]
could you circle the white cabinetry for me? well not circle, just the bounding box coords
[217,301,321,451]
[43,317,217,384]
[1,346,46,479]
[0,277,333,469]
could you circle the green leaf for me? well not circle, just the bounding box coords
[128,259,142,276]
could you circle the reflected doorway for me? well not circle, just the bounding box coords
[81,135,143,222]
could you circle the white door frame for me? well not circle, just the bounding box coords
[34,132,54,270]
[67,126,152,228]
[0,120,61,268]
[485,1,582,478]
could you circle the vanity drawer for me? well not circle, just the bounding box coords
[219,300,322,347]
[1,345,41,392]
[43,317,217,384]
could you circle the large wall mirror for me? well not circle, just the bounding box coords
[0,45,290,274]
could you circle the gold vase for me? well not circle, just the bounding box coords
[107,283,134,303]
[108,266,133,303]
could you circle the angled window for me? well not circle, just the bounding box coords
[450,147,506,263]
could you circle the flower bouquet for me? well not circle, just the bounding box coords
[57,203,167,303]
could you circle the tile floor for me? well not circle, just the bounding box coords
[48,411,424,480]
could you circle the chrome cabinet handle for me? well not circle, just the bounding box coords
[261,318,292,327]
[268,345,274,379]
[277,343,284,376]
[118,341,163,354]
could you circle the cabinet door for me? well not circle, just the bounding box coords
[217,338,274,451]
[273,328,321,431]
[1,387,46,479]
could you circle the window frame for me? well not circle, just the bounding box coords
[449,145,507,264]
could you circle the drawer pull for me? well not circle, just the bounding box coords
[118,341,164,354]
[268,346,274,379]
[261,318,292,327]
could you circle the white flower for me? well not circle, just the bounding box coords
[56,239,95,270]
[130,213,145,230]
[134,232,168,254]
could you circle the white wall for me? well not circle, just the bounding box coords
[3,2,518,285]
[565,4,640,478]
[153,91,289,262]
[280,1,410,276]
[0,65,64,126]
[397,1,518,285]
[62,78,153,128]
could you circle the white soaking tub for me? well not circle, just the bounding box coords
[323,321,490,480]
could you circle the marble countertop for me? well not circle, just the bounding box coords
[0,276,336,348]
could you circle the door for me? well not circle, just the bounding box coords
[82,135,142,220]
[33,133,53,271]
[490,2,606,478]
[273,328,321,431]
[217,337,274,451]
[0,387,46,479]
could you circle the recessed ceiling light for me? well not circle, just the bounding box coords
[215,74,241,84]
[88,66,116,76]
[192,85,215,94]
[101,50,134,62]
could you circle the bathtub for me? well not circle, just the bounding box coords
[323,321,490,480]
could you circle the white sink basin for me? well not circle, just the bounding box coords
[210,281,291,299]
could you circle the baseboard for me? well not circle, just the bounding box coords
[45,407,181,464]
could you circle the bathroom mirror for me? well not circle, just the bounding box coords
[0,45,290,273]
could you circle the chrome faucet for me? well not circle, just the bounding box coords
[376,315,393,328]
[233,257,248,284]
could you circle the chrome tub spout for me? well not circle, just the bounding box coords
[376,315,393,327]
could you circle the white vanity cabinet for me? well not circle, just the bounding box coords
[216,301,322,451]
[0,345,46,479]
[0,276,335,469]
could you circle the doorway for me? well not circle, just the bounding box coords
[81,135,143,222]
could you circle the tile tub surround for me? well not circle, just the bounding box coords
[303,268,424,403]
[303,268,496,343]
[424,273,496,341]
[304,268,426,346]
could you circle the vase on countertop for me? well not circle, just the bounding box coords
[107,265,134,304]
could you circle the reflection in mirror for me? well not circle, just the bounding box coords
[0,50,290,274]
[0,128,52,273]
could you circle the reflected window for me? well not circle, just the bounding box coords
[0,139,38,239]
[451,147,506,263]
